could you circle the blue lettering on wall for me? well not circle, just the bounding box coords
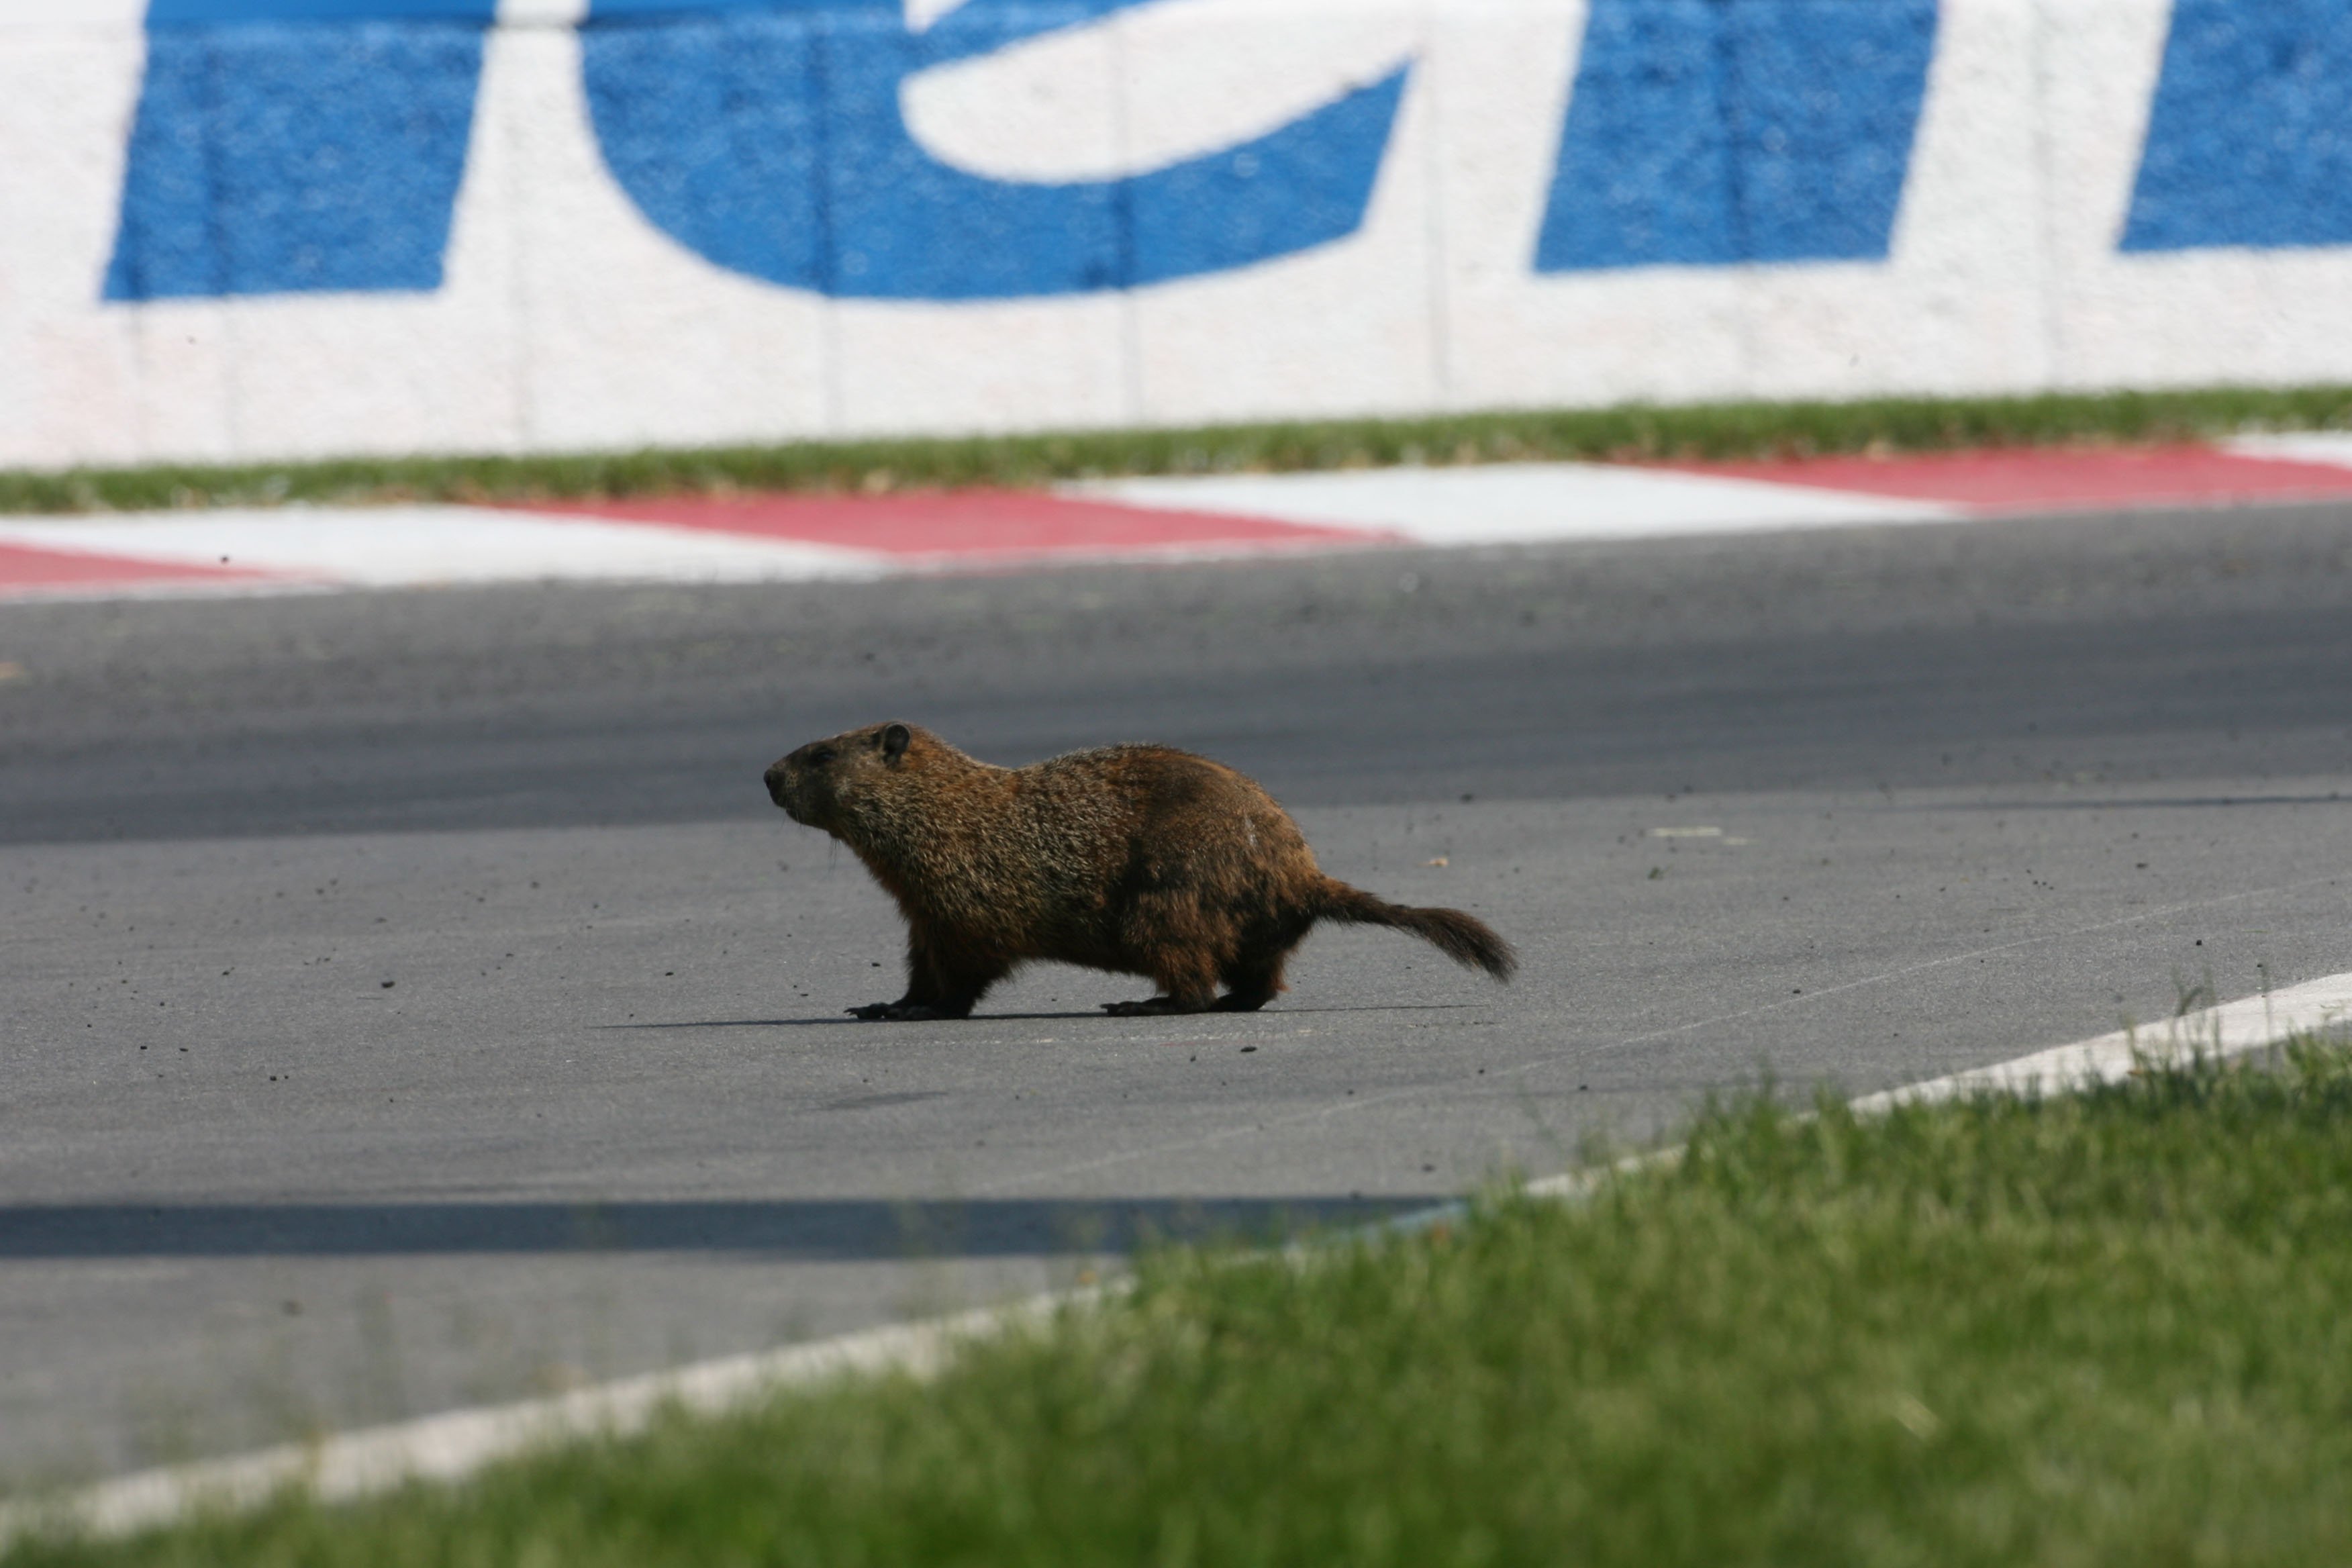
[105,1,492,300]
[580,0,1408,299]
[1534,0,1937,272]
[146,0,493,15]
[103,0,1405,303]
[93,1,2352,306]
[2122,0,2352,252]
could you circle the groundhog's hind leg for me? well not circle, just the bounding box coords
[1210,910,1312,1012]
[1101,950,1220,1016]
[1211,951,1289,1012]
[1214,968,1289,1020]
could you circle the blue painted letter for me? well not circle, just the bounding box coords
[583,0,1409,299]
[2122,0,2352,253]
[105,1,493,300]
[1534,0,1936,273]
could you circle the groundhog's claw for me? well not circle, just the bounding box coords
[847,1001,953,1022]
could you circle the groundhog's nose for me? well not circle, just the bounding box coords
[763,761,791,806]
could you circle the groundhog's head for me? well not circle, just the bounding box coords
[765,722,915,830]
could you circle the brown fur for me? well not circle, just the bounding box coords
[764,722,1516,1020]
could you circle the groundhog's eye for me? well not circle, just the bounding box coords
[807,746,837,765]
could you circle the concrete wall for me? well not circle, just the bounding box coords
[6,0,2352,470]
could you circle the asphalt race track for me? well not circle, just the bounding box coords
[6,503,2352,1487]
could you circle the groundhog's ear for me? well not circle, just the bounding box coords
[881,723,912,763]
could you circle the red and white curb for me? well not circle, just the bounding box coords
[6,436,2352,602]
[6,969,2347,1547]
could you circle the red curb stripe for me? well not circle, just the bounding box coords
[1671,445,2352,511]
[507,491,1383,558]
[0,540,277,594]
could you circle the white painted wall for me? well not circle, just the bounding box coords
[3,0,2347,470]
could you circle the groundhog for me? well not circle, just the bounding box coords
[763,722,1515,1020]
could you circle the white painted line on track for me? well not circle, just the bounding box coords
[0,1294,1092,1547]
[1848,970,2352,1114]
[1075,463,1957,546]
[9,967,2349,1547]
[0,507,887,589]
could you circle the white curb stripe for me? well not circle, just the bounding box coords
[2224,432,2352,471]
[0,507,888,589]
[1074,463,1957,545]
[7,971,2349,1546]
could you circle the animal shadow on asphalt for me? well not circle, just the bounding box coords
[601,1003,1484,1031]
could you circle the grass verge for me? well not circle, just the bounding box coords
[8,384,2352,515]
[15,1040,2352,1566]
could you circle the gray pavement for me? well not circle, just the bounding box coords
[5,503,2352,1487]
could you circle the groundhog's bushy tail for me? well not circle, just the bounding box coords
[1316,879,1517,981]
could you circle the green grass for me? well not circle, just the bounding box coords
[16,1041,2352,1567]
[10,384,2352,515]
